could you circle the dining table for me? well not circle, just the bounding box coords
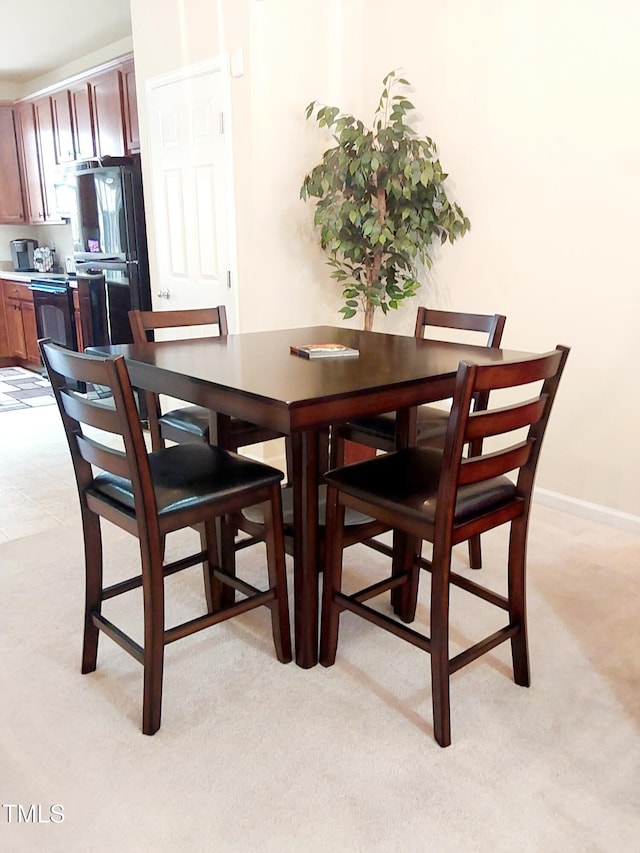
[90,324,534,668]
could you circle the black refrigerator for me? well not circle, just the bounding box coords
[69,155,152,347]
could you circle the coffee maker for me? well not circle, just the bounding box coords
[10,238,38,272]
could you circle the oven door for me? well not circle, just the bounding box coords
[29,281,78,351]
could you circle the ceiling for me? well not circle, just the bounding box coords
[0,0,133,85]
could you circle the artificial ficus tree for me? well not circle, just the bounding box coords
[301,70,470,331]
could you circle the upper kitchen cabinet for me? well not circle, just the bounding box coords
[50,89,75,163]
[33,96,64,223]
[15,101,47,223]
[15,55,139,222]
[90,67,126,157]
[69,81,95,161]
[121,59,140,154]
[0,106,26,224]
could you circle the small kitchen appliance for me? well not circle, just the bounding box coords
[9,238,38,272]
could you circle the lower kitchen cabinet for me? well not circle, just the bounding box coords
[2,281,41,365]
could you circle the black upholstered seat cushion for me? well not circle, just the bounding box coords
[342,405,451,445]
[89,443,284,518]
[159,405,281,445]
[159,405,210,437]
[241,483,373,529]
[324,447,517,527]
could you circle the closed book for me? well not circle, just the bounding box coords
[290,343,360,359]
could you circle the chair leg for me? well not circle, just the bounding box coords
[140,542,166,736]
[262,485,292,663]
[81,507,103,674]
[508,517,530,687]
[468,534,482,570]
[429,545,452,747]
[219,516,238,610]
[391,531,421,622]
[199,520,221,613]
[329,426,346,469]
[319,487,345,666]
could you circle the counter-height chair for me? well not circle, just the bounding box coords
[40,339,291,735]
[320,345,569,747]
[330,308,507,570]
[129,307,286,455]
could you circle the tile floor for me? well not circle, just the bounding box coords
[0,365,55,412]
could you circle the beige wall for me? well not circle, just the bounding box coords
[129,0,640,521]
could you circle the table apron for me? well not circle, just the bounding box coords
[127,362,455,436]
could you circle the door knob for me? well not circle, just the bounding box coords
[156,289,170,299]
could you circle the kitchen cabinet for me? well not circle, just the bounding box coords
[33,96,64,222]
[0,107,26,224]
[15,102,46,223]
[70,80,95,161]
[50,89,75,164]
[14,55,138,222]
[3,280,40,365]
[15,99,63,223]
[52,82,95,164]
[121,59,140,153]
[90,68,126,158]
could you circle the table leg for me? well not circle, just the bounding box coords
[290,430,320,667]
[391,406,417,619]
[210,412,236,609]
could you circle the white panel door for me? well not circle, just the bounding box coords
[145,59,238,331]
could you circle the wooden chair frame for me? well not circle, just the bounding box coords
[320,345,569,747]
[41,339,291,735]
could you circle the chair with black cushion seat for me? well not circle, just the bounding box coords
[330,308,507,570]
[129,307,286,455]
[320,345,569,747]
[40,339,291,735]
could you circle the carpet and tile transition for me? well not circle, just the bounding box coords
[0,366,54,412]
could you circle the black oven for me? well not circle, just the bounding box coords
[29,277,77,351]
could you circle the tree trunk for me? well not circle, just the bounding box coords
[363,302,376,331]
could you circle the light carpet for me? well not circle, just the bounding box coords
[0,498,639,850]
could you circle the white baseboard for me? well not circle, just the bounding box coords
[534,487,640,534]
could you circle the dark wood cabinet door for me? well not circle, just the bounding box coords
[90,69,126,157]
[5,298,27,359]
[15,102,46,223]
[33,97,63,221]
[21,300,40,364]
[121,59,140,153]
[70,80,95,161]
[0,107,26,224]
[51,89,75,163]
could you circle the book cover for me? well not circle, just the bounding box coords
[290,343,360,359]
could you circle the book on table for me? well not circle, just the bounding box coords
[289,343,360,359]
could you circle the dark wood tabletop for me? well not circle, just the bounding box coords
[92,325,535,668]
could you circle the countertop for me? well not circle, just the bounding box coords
[0,271,77,286]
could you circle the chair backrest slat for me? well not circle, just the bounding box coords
[414,308,506,348]
[77,435,130,479]
[458,441,533,486]
[60,388,123,435]
[129,306,229,341]
[465,397,548,441]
